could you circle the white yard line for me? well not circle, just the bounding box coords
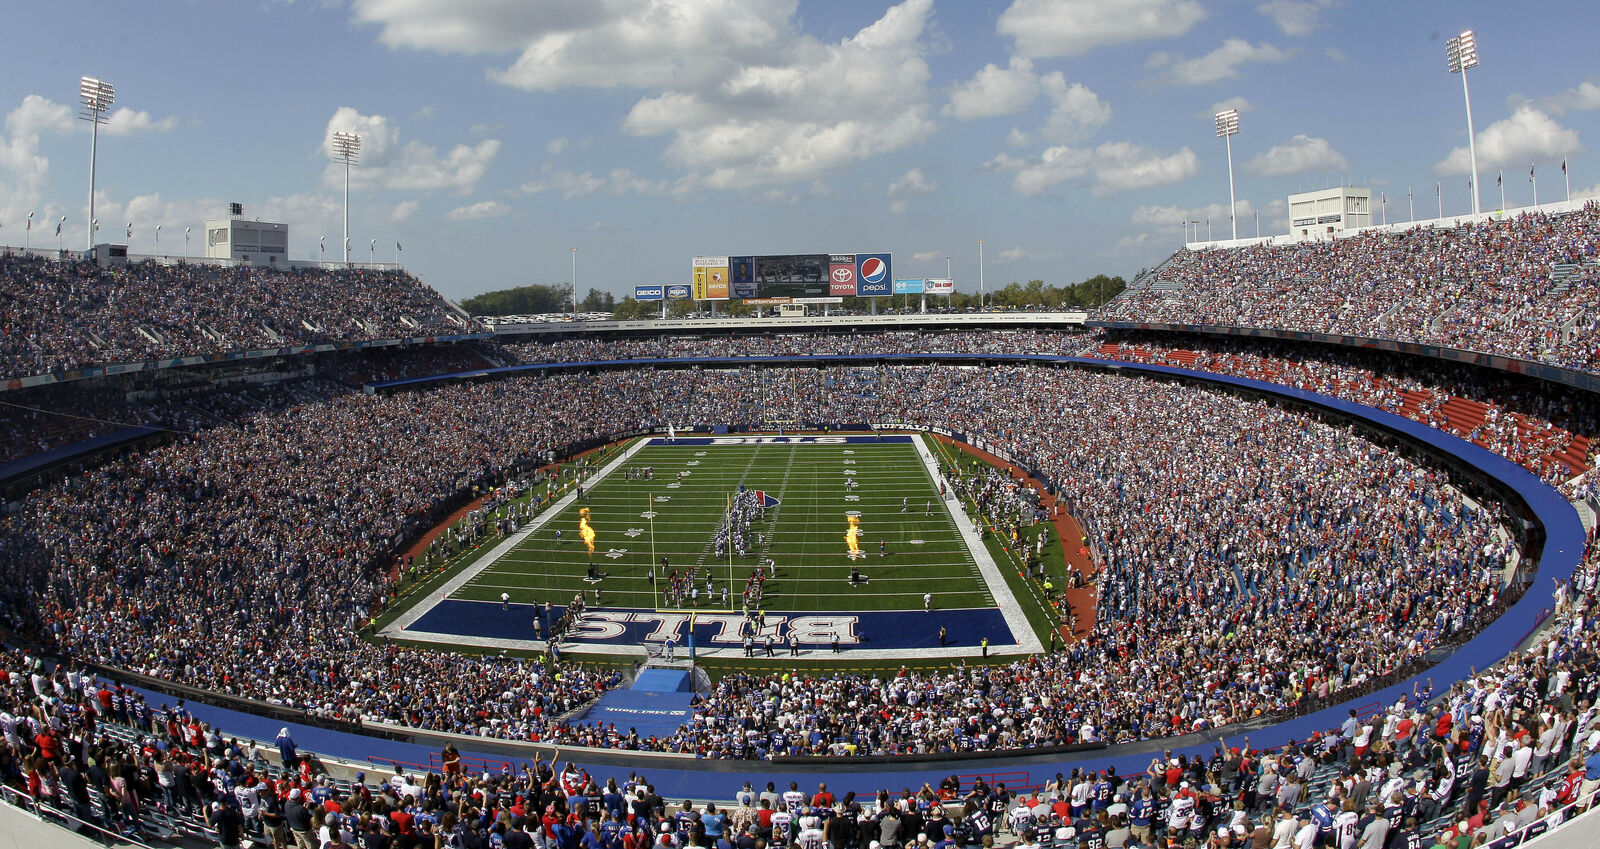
[912,434,1038,652]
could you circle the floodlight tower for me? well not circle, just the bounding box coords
[1215,108,1240,241]
[80,76,115,253]
[1446,30,1481,217]
[331,131,361,263]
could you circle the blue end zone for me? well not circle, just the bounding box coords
[406,600,1015,650]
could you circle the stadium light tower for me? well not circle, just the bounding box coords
[1446,30,1481,217]
[571,247,578,316]
[330,131,361,263]
[79,76,115,253]
[1215,108,1240,241]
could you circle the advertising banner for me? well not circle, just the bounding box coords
[691,256,731,301]
[855,253,892,297]
[665,284,692,300]
[634,285,664,301]
[828,253,857,296]
[729,256,757,298]
[892,278,924,295]
[704,266,730,300]
[924,277,955,295]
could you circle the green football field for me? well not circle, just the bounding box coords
[450,437,998,613]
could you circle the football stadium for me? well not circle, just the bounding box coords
[1,4,1600,849]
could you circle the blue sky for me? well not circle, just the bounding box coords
[2,0,1598,300]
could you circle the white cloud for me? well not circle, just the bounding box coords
[585,219,605,230]
[546,136,570,155]
[997,246,1029,261]
[7,95,75,139]
[911,250,944,263]
[1153,39,1289,85]
[321,106,500,193]
[1574,182,1600,200]
[1243,134,1349,176]
[1208,96,1255,117]
[520,168,671,199]
[1037,73,1111,142]
[102,108,179,136]
[444,200,510,221]
[391,200,420,221]
[1002,142,1197,197]
[998,0,1205,58]
[1434,106,1583,175]
[1088,143,1200,196]
[944,57,1040,121]
[0,95,182,239]
[1536,80,1600,116]
[886,167,938,213]
[353,0,937,190]
[622,0,937,188]
[1256,0,1335,37]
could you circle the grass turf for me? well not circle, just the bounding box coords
[451,437,995,615]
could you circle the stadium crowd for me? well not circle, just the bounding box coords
[0,253,476,380]
[0,544,1597,849]
[502,332,1078,363]
[536,368,1516,756]
[1074,331,1596,491]
[1098,203,1600,374]
[0,364,1537,760]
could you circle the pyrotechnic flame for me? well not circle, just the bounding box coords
[844,514,862,556]
[579,507,596,555]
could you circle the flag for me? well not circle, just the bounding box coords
[753,490,781,508]
[1496,172,1502,187]
[396,241,402,252]
[25,217,31,232]
[1529,163,1536,182]
[55,222,61,236]
[1562,158,1568,175]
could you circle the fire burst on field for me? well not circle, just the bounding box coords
[844,514,864,559]
[578,507,596,555]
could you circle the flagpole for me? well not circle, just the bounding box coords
[1498,171,1504,213]
[1564,159,1570,203]
[1531,165,1539,209]
[1408,188,1413,223]
[1436,183,1442,219]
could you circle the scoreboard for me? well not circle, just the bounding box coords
[699,252,892,299]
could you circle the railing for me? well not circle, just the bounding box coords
[0,782,163,848]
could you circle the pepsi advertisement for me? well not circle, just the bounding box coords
[854,253,892,297]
